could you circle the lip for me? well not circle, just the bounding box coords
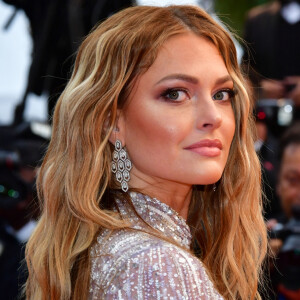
[184,139,223,157]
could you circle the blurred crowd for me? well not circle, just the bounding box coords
[0,0,299,299]
[243,1,300,299]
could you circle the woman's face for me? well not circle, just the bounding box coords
[117,33,236,189]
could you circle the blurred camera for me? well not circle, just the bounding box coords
[0,122,49,210]
[255,99,294,136]
[0,150,28,209]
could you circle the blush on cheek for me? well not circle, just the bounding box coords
[128,108,182,142]
[164,125,183,140]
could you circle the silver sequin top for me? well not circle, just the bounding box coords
[89,192,224,300]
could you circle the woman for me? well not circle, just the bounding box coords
[25,5,267,300]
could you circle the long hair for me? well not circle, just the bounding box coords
[26,5,267,300]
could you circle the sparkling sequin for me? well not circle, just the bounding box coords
[89,192,223,299]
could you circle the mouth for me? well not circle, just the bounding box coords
[184,139,223,157]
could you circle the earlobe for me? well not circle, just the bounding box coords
[108,109,126,146]
[108,127,121,145]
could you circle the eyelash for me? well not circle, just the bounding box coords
[213,89,237,101]
[161,88,189,102]
[160,88,237,102]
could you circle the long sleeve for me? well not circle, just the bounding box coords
[89,231,223,300]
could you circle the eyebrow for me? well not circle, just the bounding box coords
[215,75,233,85]
[155,73,233,86]
[155,74,198,85]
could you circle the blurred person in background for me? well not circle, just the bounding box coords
[2,0,134,123]
[243,0,299,221]
[243,0,300,118]
[267,122,300,300]
[0,123,48,299]
[255,116,281,220]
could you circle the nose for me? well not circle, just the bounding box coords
[195,94,222,131]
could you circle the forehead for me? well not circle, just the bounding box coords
[282,144,300,169]
[140,32,228,82]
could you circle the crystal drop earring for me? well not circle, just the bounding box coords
[111,140,132,192]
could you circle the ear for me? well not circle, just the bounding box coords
[109,109,126,146]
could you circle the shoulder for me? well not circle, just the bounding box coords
[89,229,223,299]
[90,228,196,278]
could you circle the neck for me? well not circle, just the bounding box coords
[129,171,193,220]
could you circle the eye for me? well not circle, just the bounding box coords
[285,175,300,186]
[213,89,236,101]
[161,88,189,102]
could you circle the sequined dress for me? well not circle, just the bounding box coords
[89,192,224,300]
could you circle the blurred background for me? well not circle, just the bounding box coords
[0,0,299,299]
[0,0,271,125]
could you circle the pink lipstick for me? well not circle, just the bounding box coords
[184,139,223,157]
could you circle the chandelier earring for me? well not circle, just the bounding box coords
[111,140,132,192]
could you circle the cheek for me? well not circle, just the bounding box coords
[125,104,190,147]
[278,180,293,200]
[286,187,300,201]
[126,124,174,175]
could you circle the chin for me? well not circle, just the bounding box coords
[190,170,223,185]
[198,176,222,185]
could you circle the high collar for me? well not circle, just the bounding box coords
[115,191,192,250]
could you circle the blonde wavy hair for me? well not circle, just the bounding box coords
[26,5,267,300]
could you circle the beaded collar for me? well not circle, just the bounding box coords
[115,191,192,250]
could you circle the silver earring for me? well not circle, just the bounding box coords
[111,140,132,192]
[213,183,216,192]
